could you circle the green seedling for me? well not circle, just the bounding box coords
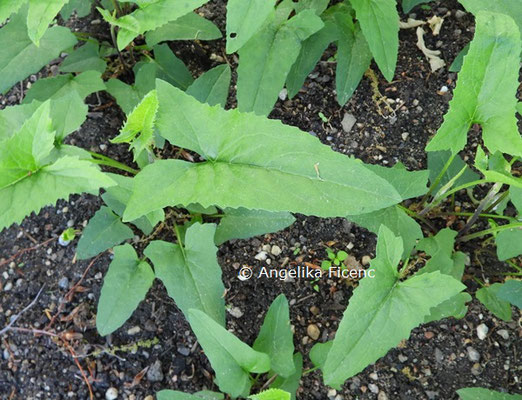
[321,248,348,270]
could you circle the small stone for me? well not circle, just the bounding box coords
[467,346,480,362]
[378,392,389,400]
[361,255,371,266]
[455,10,466,19]
[310,306,320,316]
[177,346,190,356]
[91,19,101,25]
[147,360,164,382]
[434,348,444,363]
[477,323,489,340]
[144,397,154,400]
[471,363,482,376]
[398,354,408,363]
[439,86,449,94]
[426,391,439,400]
[227,306,243,318]
[58,277,69,289]
[307,324,320,340]
[4,282,12,291]
[341,113,357,133]
[278,88,288,101]
[105,388,118,400]
[368,383,379,394]
[497,329,509,340]
[271,245,282,256]
[99,144,107,151]
[327,389,337,399]
[255,251,268,261]
[127,326,141,335]
[401,132,409,141]
[369,372,378,380]
[424,331,435,339]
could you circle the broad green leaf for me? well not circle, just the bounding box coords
[193,392,224,400]
[424,292,472,323]
[146,12,222,46]
[225,0,276,53]
[449,43,470,73]
[111,90,158,160]
[323,226,465,388]
[402,0,431,13]
[253,295,295,378]
[144,223,226,325]
[425,12,522,157]
[336,22,372,106]
[510,187,522,214]
[249,389,291,400]
[0,156,115,231]
[214,208,295,245]
[76,206,134,260]
[97,244,154,335]
[237,10,324,115]
[293,0,330,15]
[286,19,338,98]
[23,71,105,103]
[0,101,42,140]
[496,228,522,261]
[0,10,77,93]
[186,65,231,108]
[349,0,399,81]
[517,102,522,116]
[497,280,522,309]
[347,206,422,259]
[365,162,429,199]
[0,0,26,24]
[49,90,88,142]
[60,0,92,19]
[150,44,193,90]
[188,309,271,398]
[271,353,303,400]
[123,81,403,221]
[60,41,107,73]
[476,283,512,321]
[457,387,522,400]
[97,0,209,50]
[157,391,224,400]
[475,148,522,189]
[309,341,332,369]
[427,151,479,193]
[101,173,164,235]
[416,229,464,279]
[27,0,69,45]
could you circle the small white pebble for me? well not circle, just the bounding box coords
[439,85,449,94]
[105,387,118,400]
[271,245,282,256]
[497,329,509,340]
[255,251,268,261]
[477,323,489,340]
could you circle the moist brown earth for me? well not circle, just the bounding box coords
[1,1,521,399]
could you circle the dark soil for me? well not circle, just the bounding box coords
[1,1,521,399]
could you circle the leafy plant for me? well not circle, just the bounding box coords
[320,248,348,270]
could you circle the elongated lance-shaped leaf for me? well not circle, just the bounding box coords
[97,0,209,50]
[348,0,398,81]
[476,283,512,322]
[426,12,522,157]
[249,389,291,400]
[457,387,522,400]
[123,81,404,222]
[497,280,522,309]
[226,0,276,53]
[27,0,69,46]
[60,0,91,19]
[60,41,107,74]
[253,294,295,378]
[237,9,324,115]
[144,223,226,326]
[76,206,134,260]
[0,8,77,93]
[97,244,155,335]
[157,391,223,400]
[271,353,303,400]
[188,309,271,398]
[186,64,231,108]
[323,226,465,388]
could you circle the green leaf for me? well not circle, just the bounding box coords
[186,65,231,108]
[476,283,512,321]
[112,90,158,161]
[214,208,295,245]
[293,0,330,15]
[457,387,522,400]
[146,12,222,46]
[23,71,105,103]
[249,389,291,400]
[424,292,472,323]
[27,0,69,46]
[49,90,88,142]
[336,22,372,106]
[76,206,134,260]
[496,228,522,261]
[475,148,522,189]
[310,341,332,369]
[323,226,465,388]
[286,18,338,98]
[348,0,399,81]
[427,151,479,193]
[150,44,193,90]
[0,9,77,93]
[253,295,295,378]
[101,173,164,235]
[144,223,226,325]
[271,353,303,400]
[193,392,225,400]
[0,0,27,24]
[497,280,522,309]
[347,206,422,259]
[157,391,202,400]
[225,0,277,53]
[187,309,271,398]
[237,10,324,115]
[60,0,92,19]
[123,81,403,221]
[97,0,209,50]
[449,43,470,73]
[60,41,107,73]
[402,0,431,13]
[365,162,429,200]
[425,12,522,157]
[96,244,154,335]
[517,102,522,116]
[0,101,42,140]
[416,229,464,279]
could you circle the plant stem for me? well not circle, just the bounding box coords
[110,0,122,17]
[419,152,456,206]
[437,211,514,221]
[458,222,522,242]
[302,366,319,376]
[173,222,186,258]
[458,182,502,237]
[87,151,138,174]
